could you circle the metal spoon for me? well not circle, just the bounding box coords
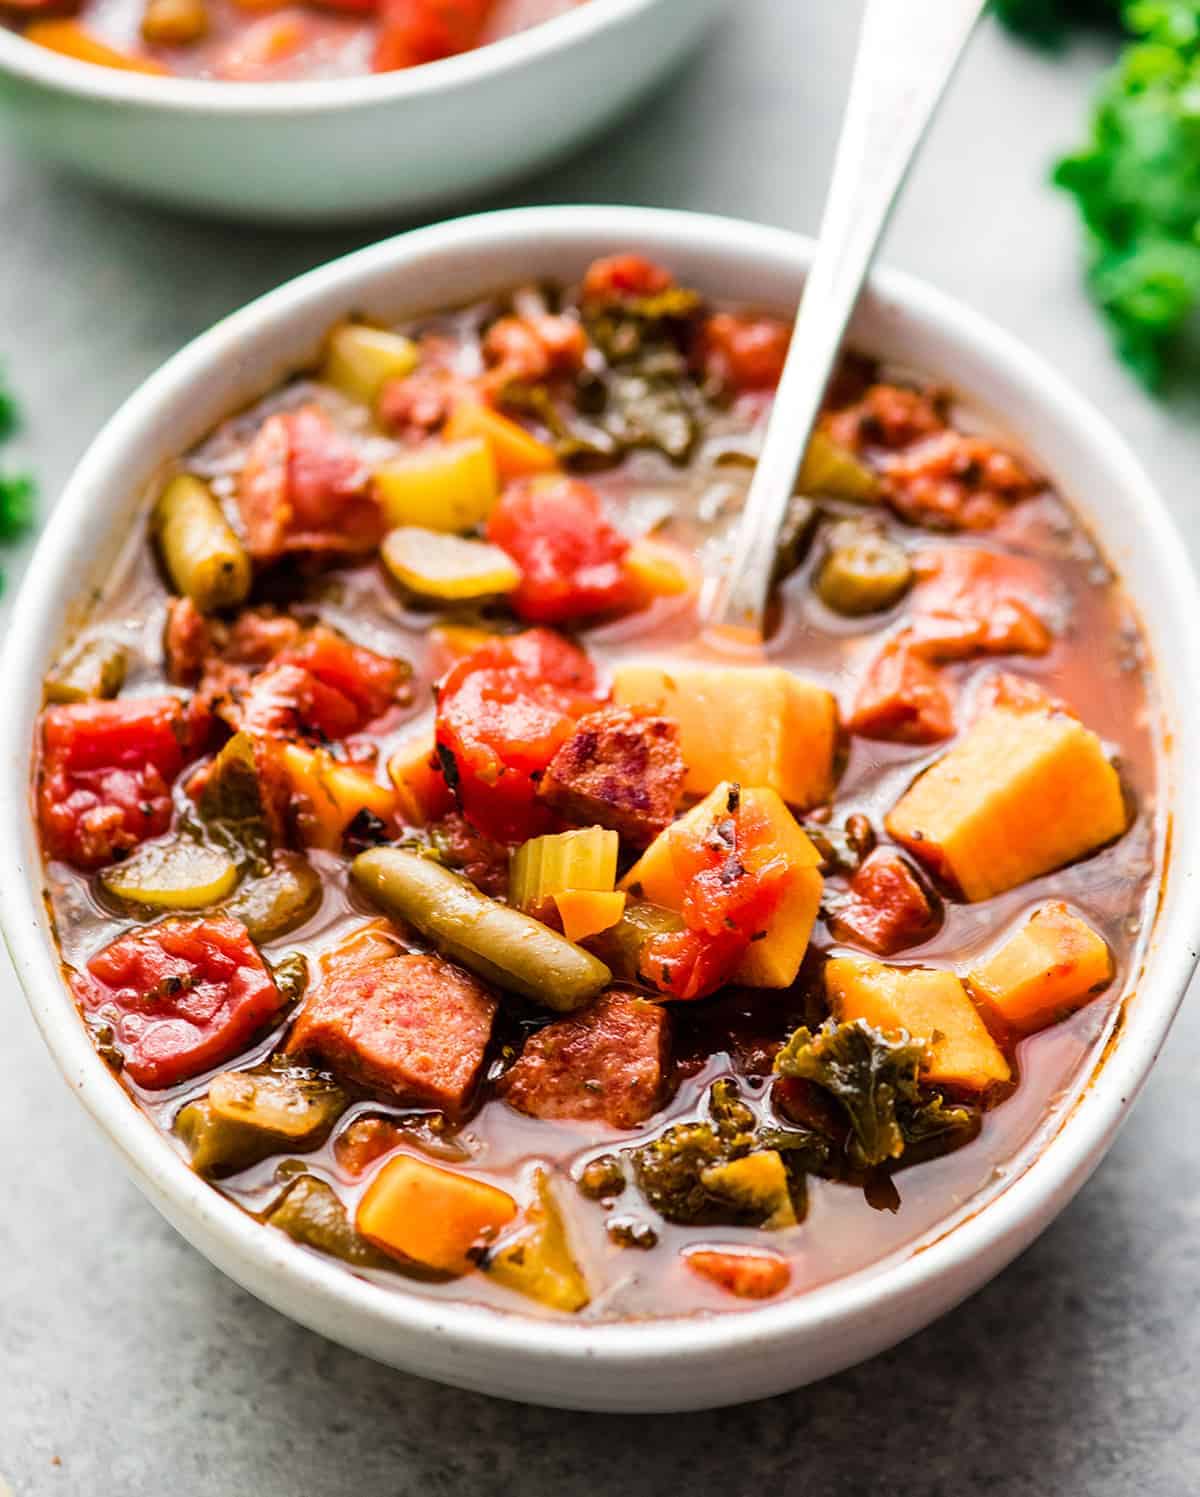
[706,0,989,638]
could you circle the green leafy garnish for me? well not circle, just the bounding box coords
[774,1019,975,1170]
[0,364,35,592]
[992,0,1123,48]
[1054,1,1200,383]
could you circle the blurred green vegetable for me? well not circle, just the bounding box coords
[1054,1,1200,383]
[0,363,35,591]
[993,0,1122,48]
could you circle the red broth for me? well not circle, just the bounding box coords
[35,256,1161,1321]
[3,0,585,83]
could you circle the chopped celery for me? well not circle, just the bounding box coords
[381,527,521,603]
[372,438,499,533]
[43,637,127,705]
[510,827,619,919]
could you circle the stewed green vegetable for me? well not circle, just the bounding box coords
[152,473,251,614]
[100,835,238,910]
[43,636,127,705]
[351,847,612,1010]
[223,853,322,943]
[177,1065,346,1176]
[816,520,912,616]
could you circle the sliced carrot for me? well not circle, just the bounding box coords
[684,1246,791,1300]
[554,890,627,944]
[24,20,169,73]
[443,400,559,481]
[356,1155,517,1275]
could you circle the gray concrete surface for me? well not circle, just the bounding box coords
[3,4,1199,1492]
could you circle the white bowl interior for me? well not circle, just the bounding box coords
[2,207,1196,1411]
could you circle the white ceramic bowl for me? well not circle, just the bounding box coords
[0,0,725,222]
[2,206,1196,1412]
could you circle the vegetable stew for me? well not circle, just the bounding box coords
[34,252,1161,1320]
[2,0,584,82]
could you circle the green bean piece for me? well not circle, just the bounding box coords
[816,520,913,617]
[351,847,612,1011]
[153,473,251,614]
[266,1175,395,1270]
[223,852,322,943]
[798,430,881,503]
[177,1066,346,1177]
[43,637,128,705]
[100,836,238,911]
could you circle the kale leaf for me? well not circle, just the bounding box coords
[1054,1,1200,383]
[992,0,1123,48]
[774,1019,975,1170]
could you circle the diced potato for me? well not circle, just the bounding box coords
[372,438,499,533]
[322,322,419,407]
[799,429,880,502]
[826,955,1011,1092]
[510,827,619,918]
[356,1155,517,1275]
[621,782,824,989]
[443,400,559,481]
[381,527,521,603]
[282,745,397,851]
[554,890,627,944]
[24,19,169,72]
[612,664,837,810]
[100,836,238,910]
[485,1171,590,1312]
[967,902,1113,1032]
[886,703,1127,902]
[387,732,452,827]
[700,1150,797,1230]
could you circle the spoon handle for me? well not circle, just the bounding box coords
[708,0,989,635]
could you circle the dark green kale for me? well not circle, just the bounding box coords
[500,282,710,467]
[774,1019,975,1170]
[1054,1,1200,383]
[992,0,1123,48]
[631,1078,804,1227]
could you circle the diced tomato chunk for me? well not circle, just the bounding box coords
[237,404,380,563]
[828,848,939,956]
[334,1116,407,1177]
[581,254,674,302]
[373,0,496,71]
[434,629,599,842]
[482,314,588,386]
[39,697,188,870]
[910,545,1052,657]
[848,634,956,745]
[487,476,632,624]
[73,916,281,1089]
[698,312,791,392]
[684,1246,791,1300]
[239,628,407,741]
[642,792,789,1001]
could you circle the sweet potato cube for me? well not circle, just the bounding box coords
[967,901,1113,1032]
[356,1156,517,1275]
[611,663,837,810]
[885,704,1126,902]
[826,955,1011,1092]
[620,782,823,989]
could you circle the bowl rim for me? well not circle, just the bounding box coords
[2,204,1197,1373]
[0,0,671,113]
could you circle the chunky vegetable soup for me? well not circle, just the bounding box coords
[2,0,582,82]
[36,252,1161,1319]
